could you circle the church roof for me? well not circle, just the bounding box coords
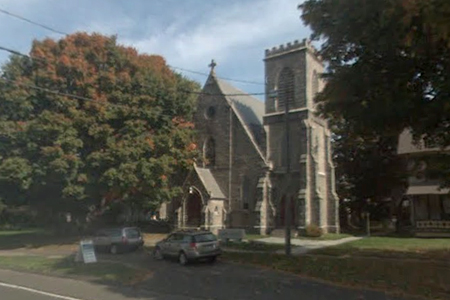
[215,77,267,161]
[193,164,226,199]
[216,78,265,125]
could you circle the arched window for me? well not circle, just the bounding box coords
[204,137,215,167]
[277,68,295,111]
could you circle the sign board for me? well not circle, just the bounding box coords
[218,229,246,241]
[79,240,97,264]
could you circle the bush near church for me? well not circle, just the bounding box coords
[305,224,323,238]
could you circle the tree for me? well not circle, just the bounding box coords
[332,119,407,226]
[300,0,450,144]
[299,1,450,221]
[0,33,200,225]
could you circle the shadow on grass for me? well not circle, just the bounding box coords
[0,228,81,250]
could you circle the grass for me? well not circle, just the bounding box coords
[0,228,79,250]
[246,233,354,241]
[223,237,450,299]
[312,237,450,261]
[296,233,354,240]
[0,255,149,285]
[222,251,450,300]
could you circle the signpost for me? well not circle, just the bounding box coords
[76,240,97,264]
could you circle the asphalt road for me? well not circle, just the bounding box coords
[0,252,417,300]
[106,252,416,300]
[0,269,201,300]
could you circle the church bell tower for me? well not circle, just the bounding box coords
[263,39,340,233]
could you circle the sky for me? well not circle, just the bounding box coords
[0,0,310,98]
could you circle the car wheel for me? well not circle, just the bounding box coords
[110,244,119,255]
[178,252,188,266]
[208,256,217,263]
[153,247,163,260]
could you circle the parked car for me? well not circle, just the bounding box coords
[93,227,144,254]
[153,230,221,265]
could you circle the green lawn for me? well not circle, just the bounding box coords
[246,233,354,241]
[222,237,450,299]
[0,255,149,284]
[312,237,450,260]
[0,228,79,250]
[223,250,450,300]
[296,233,354,241]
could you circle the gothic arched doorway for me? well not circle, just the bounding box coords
[186,187,203,227]
[278,195,296,227]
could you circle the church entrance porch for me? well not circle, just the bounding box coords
[185,187,203,228]
[277,195,297,228]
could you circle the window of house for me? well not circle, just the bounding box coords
[414,195,428,220]
[203,137,215,166]
[429,195,442,220]
[277,67,295,111]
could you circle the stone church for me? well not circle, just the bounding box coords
[161,39,340,235]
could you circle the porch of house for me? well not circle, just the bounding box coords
[409,188,450,237]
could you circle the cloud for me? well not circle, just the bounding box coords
[0,0,310,95]
[123,0,307,71]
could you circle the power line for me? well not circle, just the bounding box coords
[0,45,266,97]
[169,66,265,86]
[0,7,266,86]
[0,8,68,36]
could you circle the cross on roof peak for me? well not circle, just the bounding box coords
[208,59,217,74]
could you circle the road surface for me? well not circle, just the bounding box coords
[0,253,417,300]
[0,269,200,300]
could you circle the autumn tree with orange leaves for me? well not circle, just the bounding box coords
[0,33,200,226]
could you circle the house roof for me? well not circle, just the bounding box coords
[214,76,267,162]
[397,129,443,155]
[193,164,226,199]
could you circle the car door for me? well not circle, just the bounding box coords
[161,234,176,256]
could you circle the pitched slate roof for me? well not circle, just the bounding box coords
[194,164,226,199]
[215,77,267,162]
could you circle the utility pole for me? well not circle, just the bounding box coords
[269,87,291,256]
[284,90,291,256]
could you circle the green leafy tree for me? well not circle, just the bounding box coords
[299,0,450,224]
[0,33,200,225]
[300,0,450,143]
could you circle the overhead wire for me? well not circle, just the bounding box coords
[0,8,68,36]
[0,7,266,87]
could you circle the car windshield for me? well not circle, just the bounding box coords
[193,233,217,243]
[106,229,122,237]
[125,228,141,238]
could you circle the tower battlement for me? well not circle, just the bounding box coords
[265,38,319,58]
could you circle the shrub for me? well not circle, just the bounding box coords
[305,224,323,238]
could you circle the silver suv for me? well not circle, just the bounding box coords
[153,230,221,265]
[93,227,144,254]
